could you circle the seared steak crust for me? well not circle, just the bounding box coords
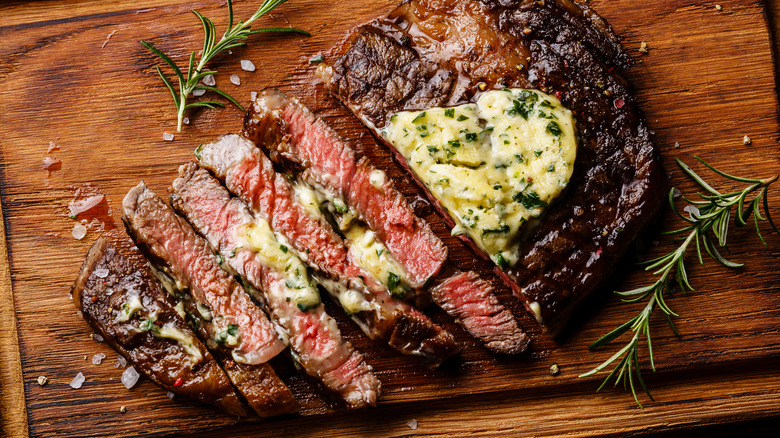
[71,237,246,416]
[321,0,666,336]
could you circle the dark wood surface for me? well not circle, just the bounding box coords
[2,0,780,436]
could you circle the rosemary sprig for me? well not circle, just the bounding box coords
[141,0,308,131]
[579,156,779,407]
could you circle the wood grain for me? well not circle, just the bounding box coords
[1,0,780,436]
[0,177,28,438]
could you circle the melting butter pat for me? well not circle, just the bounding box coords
[381,89,577,268]
[239,218,321,312]
[155,324,204,362]
[344,225,408,298]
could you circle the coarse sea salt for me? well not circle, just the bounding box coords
[69,194,104,218]
[407,419,418,430]
[115,354,127,368]
[72,223,87,240]
[92,353,106,365]
[250,91,257,101]
[163,132,175,142]
[203,74,216,86]
[684,205,700,219]
[193,88,206,97]
[70,372,85,389]
[166,391,176,399]
[42,156,60,170]
[122,366,140,389]
[183,117,190,125]
[230,74,241,86]
[95,268,109,278]
[93,333,104,342]
[240,60,256,72]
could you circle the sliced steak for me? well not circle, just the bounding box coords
[71,236,246,416]
[196,134,459,367]
[243,88,447,287]
[170,162,380,408]
[121,182,298,416]
[432,272,529,354]
[244,89,527,353]
[319,0,666,336]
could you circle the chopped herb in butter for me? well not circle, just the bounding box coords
[381,88,577,268]
[239,216,321,312]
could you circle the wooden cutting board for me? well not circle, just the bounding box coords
[2,0,780,436]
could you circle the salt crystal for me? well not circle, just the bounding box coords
[193,88,206,97]
[203,74,216,86]
[115,354,127,368]
[684,205,700,219]
[674,142,680,148]
[92,353,106,365]
[93,333,104,342]
[122,366,140,389]
[230,74,241,86]
[240,60,256,72]
[72,223,87,240]
[42,156,60,170]
[673,188,682,199]
[250,91,257,101]
[407,419,418,430]
[69,194,104,218]
[101,30,118,49]
[166,391,176,399]
[95,268,109,278]
[163,132,175,142]
[70,372,85,389]
[183,117,190,125]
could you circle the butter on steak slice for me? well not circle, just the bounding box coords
[71,236,246,416]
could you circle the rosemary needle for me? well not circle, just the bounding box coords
[580,156,780,408]
[141,0,309,132]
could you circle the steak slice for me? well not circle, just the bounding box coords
[243,88,447,288]
[170,162,380,408]
[71,236,246,416]
[121,182,298,416]
[319,0,666,336]
[432,272,529,354]
[196,134,460,367]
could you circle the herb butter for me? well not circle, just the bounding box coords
[381,89,577,268]
[239,218,321,312]
[293,181,409,297]
[344,225,408,298]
